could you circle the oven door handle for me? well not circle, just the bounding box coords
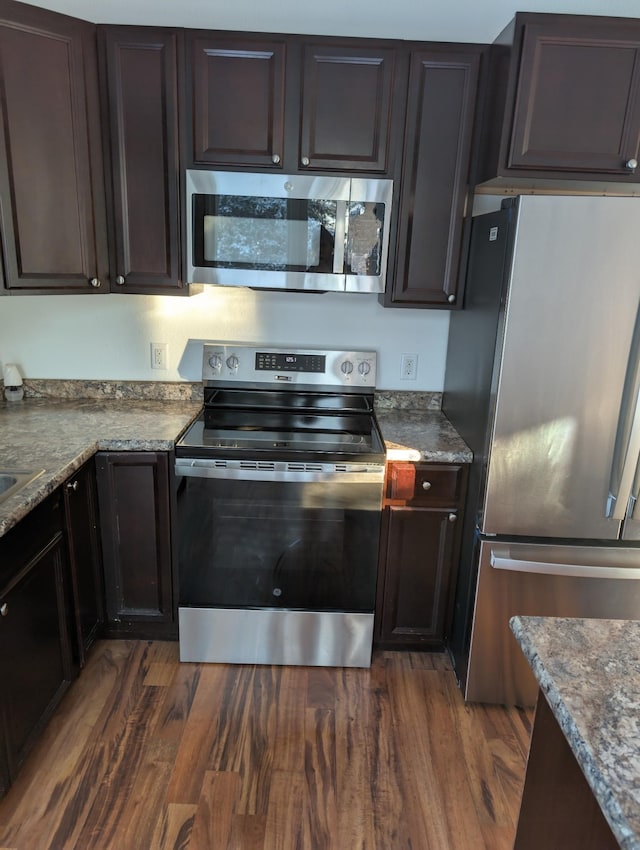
[175,457,384,485]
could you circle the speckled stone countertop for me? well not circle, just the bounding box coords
[510,616,640,850]
[375,409,472,463]
[0,397,201,538]
[0,385,472,538]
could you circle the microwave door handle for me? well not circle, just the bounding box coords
[489,553,640,580]
[333,201,347,274]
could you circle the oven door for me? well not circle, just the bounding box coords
[175,459,384,667]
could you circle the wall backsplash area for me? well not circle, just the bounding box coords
[0,286,450,391]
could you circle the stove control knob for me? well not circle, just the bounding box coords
[358,361,372,376]
[341,360,354,375]
[208,354,223,371]
[226,355,240,370]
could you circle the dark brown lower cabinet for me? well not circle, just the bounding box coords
[63,459,104,666]
[375,462,468,649]
[0,493,76,795]
[95,451,176,638]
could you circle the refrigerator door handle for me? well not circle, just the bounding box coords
[608,304,640,524]
[490,552,640,580]
[608,387,640,521]
[607,392,640,521]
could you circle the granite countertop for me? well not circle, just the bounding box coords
[510,616,640,850]
[0,397,201,538]
[0,387,472,538]
[375,409,472,463]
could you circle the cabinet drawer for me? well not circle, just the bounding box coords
[386,463,463,505]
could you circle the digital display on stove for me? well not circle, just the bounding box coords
[255,352,326,373]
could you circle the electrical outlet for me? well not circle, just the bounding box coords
[401,353,418,380]
[151,342,168,370]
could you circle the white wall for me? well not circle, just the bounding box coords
[0,288,449,388]
[1,0,638,390]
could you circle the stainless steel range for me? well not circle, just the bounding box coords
[174,343,386,668]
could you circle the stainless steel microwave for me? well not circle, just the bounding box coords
[185,169,393,293]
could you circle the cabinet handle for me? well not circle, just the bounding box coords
[301,156,310,167]
[66,480,79,491]
[448,294,456,303]
[448,513,457,523]
[271,154,281,165]
[116,275,126,285]
[0,603,7,617]
[422,481,432,490]
[89,278,101,288]
[626,158,638,172]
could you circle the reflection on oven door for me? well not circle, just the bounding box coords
[177,476,381,613]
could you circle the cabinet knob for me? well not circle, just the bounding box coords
[89,277,101,288]
[0,602,7,617]
[626,158,638,172]
[271,154,281,164]
[116,275,126,285]
[301,156,310,167]
[448,512,457,523]
[66,480,79,491]
[422,481,432,490]
[447,294,456,303]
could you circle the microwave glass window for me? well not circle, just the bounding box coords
[346,202,385,276]
[193,194,338,272]
[204,217,321,267]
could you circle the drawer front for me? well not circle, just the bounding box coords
[387,463,463,506]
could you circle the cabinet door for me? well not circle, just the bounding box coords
[299,42,397,172]
[508,17,640,176]
[188,33,286,168]
[0,730,8,800]
[387,47,482,307]
[0,532,74,779]
[99,27,183,293]
[377,506,459,648]
[63,460,103,666]
[0,0,108,293]
[95,452,174,632]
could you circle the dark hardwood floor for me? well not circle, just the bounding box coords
[0,641,532,849]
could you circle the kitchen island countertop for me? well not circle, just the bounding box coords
[510,615,640,850]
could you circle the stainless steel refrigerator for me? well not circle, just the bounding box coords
[443,194,640,707]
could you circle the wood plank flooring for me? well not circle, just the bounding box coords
[0,641,532,850]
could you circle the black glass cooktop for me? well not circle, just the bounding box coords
[176,391,384,463]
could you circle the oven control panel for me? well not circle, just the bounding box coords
[202,343,377,388]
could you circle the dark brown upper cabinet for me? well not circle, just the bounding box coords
[477,13,640,189]
[0,0,108,294]
[187,33,286,168]
[185,32,402,175]
[384,46,484,308]
[298,41,397,172]
[98,26,184,294]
